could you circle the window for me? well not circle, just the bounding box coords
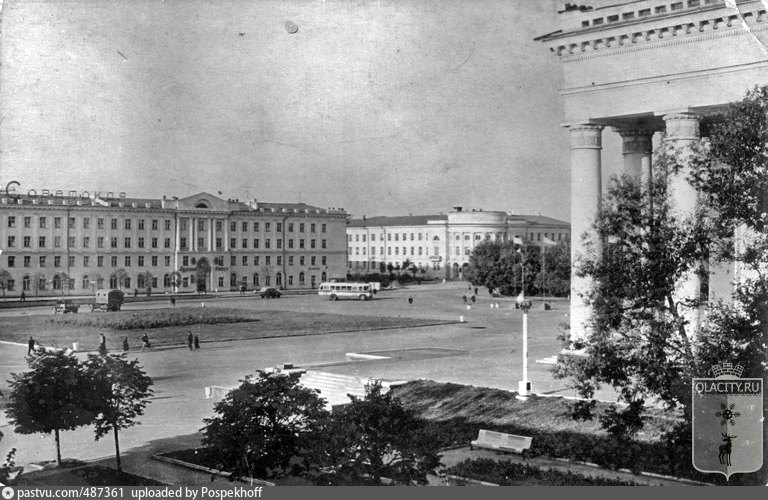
[288,223,294,232]
[254,256,260,266]
[277,256,283,266]
[230,222,236,232]
[138,256,145,267]
[230,238,236,249]
[321,256,327,265]
[310,223,316,233]
[387,234,391,241]
[299,239,305,249]
[97,218,104,229]
[288,256,294,266]
[83,237,90,248]
[181,219,188,231]
[68,236,75,248]
[125,256,131,267]
[242,256,248,266]
[277,239,282,249]
[23,217,31,228]
[164,220,171,231]
[164,238,171,249]
[24,256,31,268]
[7,256,14,268]
[38,236,46,248]
[23,236,31,248]
[138,237,145,248]
[68,217,75,229]
[68,256,75,267]
[152,219,158,230]
[265,256,271,265]
[230,256,237,266]
[83,256,90,267]
[311,239,316,249]
[311,256,316,266]
[251,222,258,232]
[300,256,305,266]
[198,219,205,231]
[40,256,47,268]
[8,216,15,228]
[165,256,172,266]
[321,224,326,233]
[151,256,158,266]
[265,239,271,249]
[97,256,104,267]
[277,223,282,232]
[151,237,158,248]
[288,239,294,249]
[182,256,189,266]
[180,237,187,249]
[111,237,118,248]
[39,217,46,228]
[6,236,14,248]
[395,234,399,241]
[241,239,248,249]
[111,218,118,230]
[139,219,145,230]
[299,223,305,233]
[198,237,205,248]
[111,256,118,267]
[51,256,59,267]
[288,275,293,285]
[321,239,327,249]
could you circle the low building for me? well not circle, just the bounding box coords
[346,207,570,280]
[0,190,348,297]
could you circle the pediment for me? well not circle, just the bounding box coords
[177,192,234,211]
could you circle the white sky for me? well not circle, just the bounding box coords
[0,0,626,222]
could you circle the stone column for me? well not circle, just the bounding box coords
[208,218,213,252]
[188,218,194,252]
[663,112,702,333]
[568,123,603,341]
[224,219,230,251]
[617,129,654,184]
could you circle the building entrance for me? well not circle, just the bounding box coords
[195,258,211,293]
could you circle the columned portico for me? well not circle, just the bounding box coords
[568,123,603,340]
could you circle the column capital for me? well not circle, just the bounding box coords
[614,129,654,155]
[568,123,603,149]
[663,113,701,141]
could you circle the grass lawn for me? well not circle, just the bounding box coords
[0,307,451,351]
[15,464,165,486]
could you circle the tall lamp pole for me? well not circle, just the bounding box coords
[516,246,532,400]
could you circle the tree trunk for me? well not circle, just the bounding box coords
[55,429,62,466]
[113,426,121,472]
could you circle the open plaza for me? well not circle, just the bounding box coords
[0,283,578,471]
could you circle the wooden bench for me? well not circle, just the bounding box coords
[470,429,532,454]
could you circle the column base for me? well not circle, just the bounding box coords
[516,380,531,400]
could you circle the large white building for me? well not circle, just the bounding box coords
[0,190,348,297]
[346,207,570,280]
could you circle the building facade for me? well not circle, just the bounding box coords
[346,208,570,280]
[0,191,348,297]
[536,0,766,338]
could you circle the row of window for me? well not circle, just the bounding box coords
[6,253,330,269]
[350,261,442,271]
[350,246,440,257]
[348,231,569,243]
[3,270,329,292]
[5,216,331,234]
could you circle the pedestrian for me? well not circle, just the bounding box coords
[462,295,467,303]
[408,296,413,304]
[27,336,35,355]
[134,288,138,298]
[474,287,478,296]
[471,295,476,303]
[187,332,194,351]
[170,296,176,306]
[98,333,107,356]
[122,337,129,352]
[20,291,26,302]
[141,333,151,352]
[194,335,200,350]
[467,284,472,291]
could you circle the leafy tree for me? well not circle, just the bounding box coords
[201,372,330,480]
[0,269,11,297]
[83,354,153,472]
[555,86,768,450]
[31,271,47,297]
[111,268,129,290]
[378,262,387,275]
[138,271,154,295]
[6,351,94,465]
[537,240,571,297]
[466,242,548,296]
[323,383,441,485]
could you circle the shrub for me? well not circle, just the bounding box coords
[446,458,639,486]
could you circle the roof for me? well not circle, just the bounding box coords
[348,214,447,228]
[509,214,570,226]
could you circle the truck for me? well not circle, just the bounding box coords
[91,289,125,312]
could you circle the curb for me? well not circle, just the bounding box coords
[152,454,275,486]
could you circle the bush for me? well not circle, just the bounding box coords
[446,458,639,486]
[47,308,258,330]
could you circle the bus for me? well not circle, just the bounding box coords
[318,282,374,301]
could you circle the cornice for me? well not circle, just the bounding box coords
[549,8,767,61]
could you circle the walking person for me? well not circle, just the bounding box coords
[474,287,478,296]
[27,336,35,355]
[122,337,130,352]
[20,291,26,302]
[462,295,467,303]
[187,332,194,351]
[471,295,476,303]
[141,333,152,352]
[170,296,176,306]
[194,334,200,350]
[408,296,413,305]
[98,333,108,356]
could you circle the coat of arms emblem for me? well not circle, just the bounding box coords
[692,363,763,480]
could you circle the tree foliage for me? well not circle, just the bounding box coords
[201,372,330,480]
[556,86,768,445]
[83,354,153,471]
[322,383,441,485]
[6,351,94,465]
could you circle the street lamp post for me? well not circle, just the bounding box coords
[516,294,533,400]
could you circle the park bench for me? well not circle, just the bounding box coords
[470,429,532,454]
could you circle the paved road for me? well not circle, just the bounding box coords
[0,282,596,471]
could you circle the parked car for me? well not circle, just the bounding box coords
[54,299,79,314]
[91,289,125,312]
[259,287,281,299]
